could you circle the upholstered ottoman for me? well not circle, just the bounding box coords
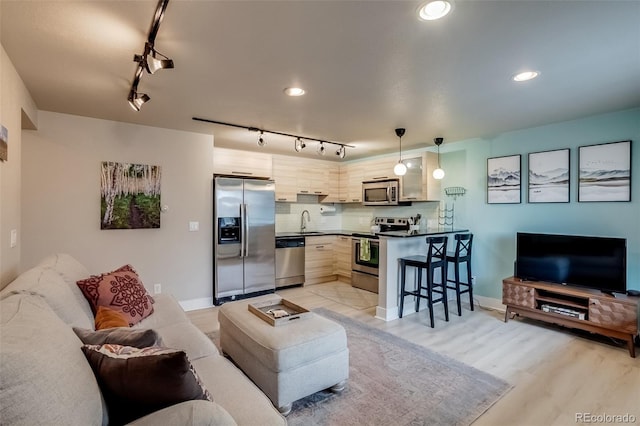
[218,295,349,415]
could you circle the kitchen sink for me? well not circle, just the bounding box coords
[300,231,324,235]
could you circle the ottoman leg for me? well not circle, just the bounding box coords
[329,380,347,393]
[278,403,293,416]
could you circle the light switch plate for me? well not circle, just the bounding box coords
[189,221,199,232]
[10,229,17,248]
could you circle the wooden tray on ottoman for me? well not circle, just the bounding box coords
[248,297,311,326]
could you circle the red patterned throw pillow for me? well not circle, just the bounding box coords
[77,265,154,327]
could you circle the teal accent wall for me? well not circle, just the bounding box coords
[440,108,640,298]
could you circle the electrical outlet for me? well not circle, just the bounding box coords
[154,283,162,294]
[189,221,199,232]
[471,276,477,286]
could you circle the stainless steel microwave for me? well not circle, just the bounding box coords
[362,179,399,205]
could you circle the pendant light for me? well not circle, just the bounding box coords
[432,137,445,180]
[393,128,407,176]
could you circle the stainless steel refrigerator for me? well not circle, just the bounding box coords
[214,177,276,305]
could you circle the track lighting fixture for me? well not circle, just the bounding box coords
[257,131,266,147]
[433,137,445,180]
[127,67,150,111]
[393,128,407,176]
[128,90,151,112]
[294,137,306,152]
[317,142,326,156]
[192,117,353,158]
[134,43,175,75]
[127,0,173,111]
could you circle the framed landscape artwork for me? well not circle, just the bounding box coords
[101,161,162,229]
[528,148,570,203]
[487,154,521,204]
[0,125,8,162]
[578,140,631,202]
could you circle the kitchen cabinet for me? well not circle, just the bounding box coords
[272,156,340,202]
[304,236,336,284]
[213,147,273,178]
[341,162,364,203]
[321,163,341,203]
[272,155,299,202]
[333,235,352,281]
[361,157,396,182]
[399,152,441,201]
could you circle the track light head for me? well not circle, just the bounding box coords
[145,46,174,74]
[257,131,266,147]
[294,137,306,152]
[128,90,150,111]
[317,142,326,156]
[336,145,346,158]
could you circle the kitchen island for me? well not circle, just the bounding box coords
[376,228,469,322]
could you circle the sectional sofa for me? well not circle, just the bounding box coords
[0,253,286,425]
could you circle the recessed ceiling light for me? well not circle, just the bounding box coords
[512,71,540,82]
[284,87,305,96]
[418,1,453,21]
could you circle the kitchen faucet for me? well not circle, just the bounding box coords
[301,210,311,233]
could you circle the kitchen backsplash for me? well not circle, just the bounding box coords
[275,195,440,233]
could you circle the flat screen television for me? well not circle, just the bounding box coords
[515,232,627,294]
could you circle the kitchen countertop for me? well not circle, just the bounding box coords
[276,230,359,238]
[276,228,468,239]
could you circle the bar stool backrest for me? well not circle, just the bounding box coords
[426,236,448,265]
[453,233,473,261]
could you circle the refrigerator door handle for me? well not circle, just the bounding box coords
[239,204,246,258]
[244,203,250,257]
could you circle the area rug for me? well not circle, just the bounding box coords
[208,308,512,426]
[307,282,378,310]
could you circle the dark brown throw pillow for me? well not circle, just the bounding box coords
[94,306,129,330]
[81,344,212,425]
[73,327,164,348]
[77,264,154,326]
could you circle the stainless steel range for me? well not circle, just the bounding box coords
[351,217,410,293]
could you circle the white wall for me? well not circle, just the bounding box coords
[0,45,38,287]
[21,111,214,303]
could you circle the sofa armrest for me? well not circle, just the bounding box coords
[126,400,237,426]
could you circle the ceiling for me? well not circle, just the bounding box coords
[2,0,639,161]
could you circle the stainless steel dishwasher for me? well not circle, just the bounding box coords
[275,236,305,288]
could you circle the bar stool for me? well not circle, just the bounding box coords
[398,236,449,328]
[446,233,474,316]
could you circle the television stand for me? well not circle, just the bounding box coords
[502,276,639,357]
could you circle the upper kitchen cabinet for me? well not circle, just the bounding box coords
[321,163,341,203]
[339,162,364,203]
[399,152,441,201]
[213,147,273,178]
[272,155,298,202]
[272,156,339,202]
[361,157,397,182]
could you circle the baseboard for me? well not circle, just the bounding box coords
[474,295,506,313]
[179,297,214,312]
[375,306,399,322]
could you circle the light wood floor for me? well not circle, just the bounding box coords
[187,281,640,426]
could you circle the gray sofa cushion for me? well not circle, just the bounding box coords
[192,355,287,426]
[37,253,96,322]
[127,400,237,426]
[2,266,94,329]
[0,293,105,425]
